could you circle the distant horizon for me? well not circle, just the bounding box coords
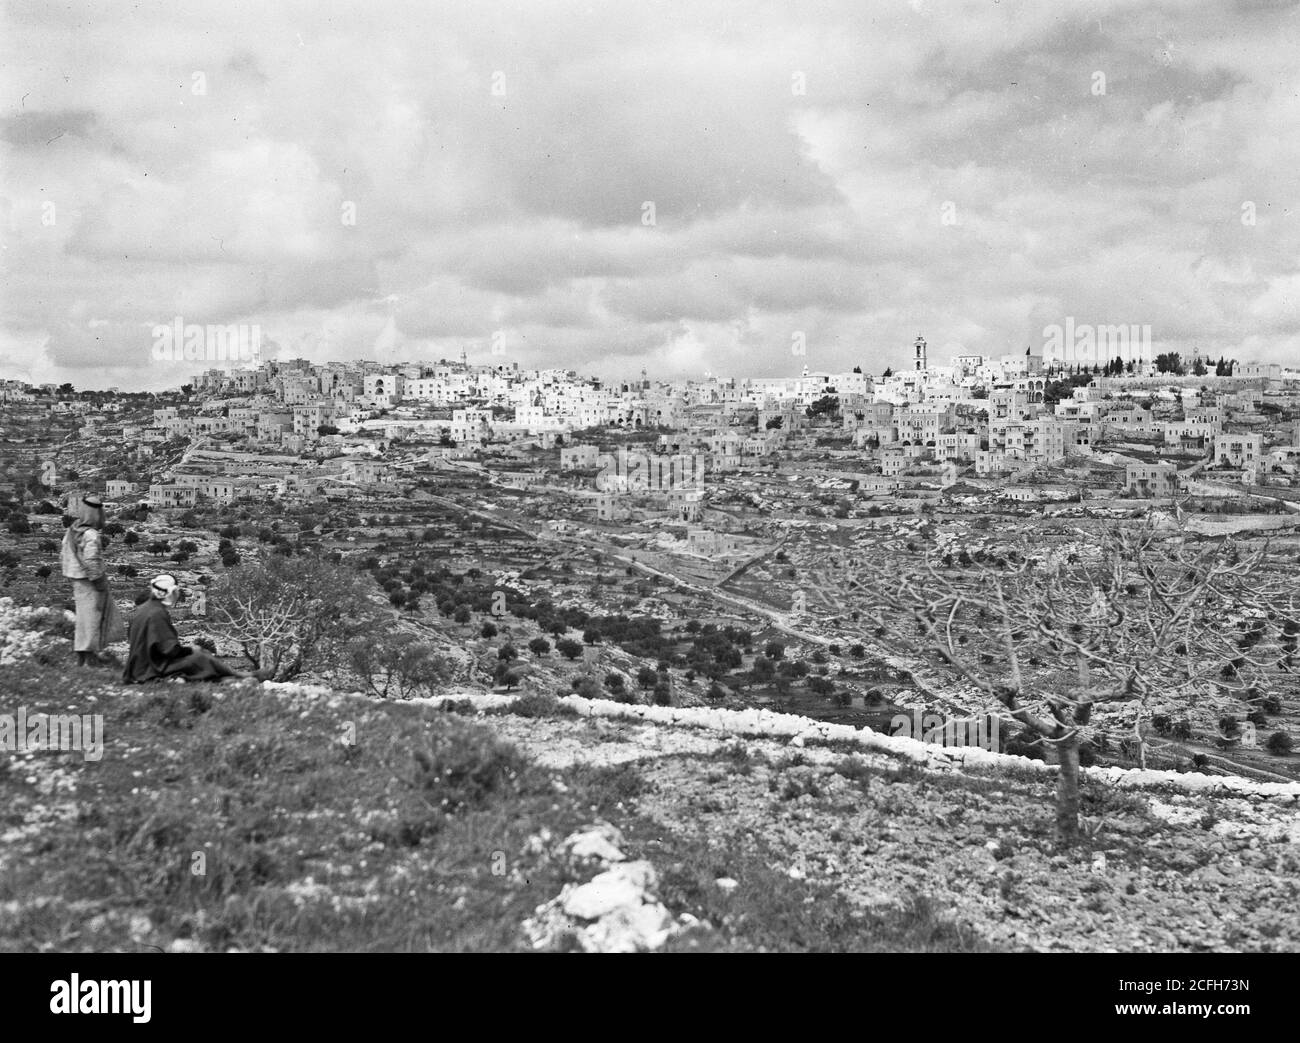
[5,349,1293,397]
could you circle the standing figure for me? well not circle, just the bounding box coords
[60,493,112,666]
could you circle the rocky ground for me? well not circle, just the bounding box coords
[475,707,1300,952]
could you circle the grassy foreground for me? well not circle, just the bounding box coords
[0,645,996,952]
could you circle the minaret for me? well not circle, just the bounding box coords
[914,335,927,371]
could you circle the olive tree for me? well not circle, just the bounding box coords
[347,627,455,699]
[858,521,1294,840]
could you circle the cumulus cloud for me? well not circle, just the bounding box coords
[0,0,1296,389]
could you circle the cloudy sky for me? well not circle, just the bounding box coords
[1,0,1297,390]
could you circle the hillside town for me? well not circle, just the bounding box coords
[3,342,1299,752]
[5,339,1298,527]
[7,338,1299,501]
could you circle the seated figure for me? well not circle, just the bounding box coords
[123,574,267,684]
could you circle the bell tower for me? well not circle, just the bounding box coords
[914,335,927,371]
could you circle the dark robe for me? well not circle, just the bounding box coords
[122,597,237,683]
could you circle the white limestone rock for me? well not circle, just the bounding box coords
[563,823,626,865]
[562,860,658,921]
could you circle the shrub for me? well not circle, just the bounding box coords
[480,621,498,638]
[1265,731,1293,756]
[498,644,517,661]
[411,731,531,818]
[1170,719,1193,741]
[1005,733,1046,762]
[501,692,577,719]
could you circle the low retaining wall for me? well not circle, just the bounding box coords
[393,689,1300,805]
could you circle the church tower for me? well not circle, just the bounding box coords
[914,335,927,371]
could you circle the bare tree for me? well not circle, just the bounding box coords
[858,520,1296,840]
[210,553,374,680]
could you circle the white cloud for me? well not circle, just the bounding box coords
[1,0,1297,389]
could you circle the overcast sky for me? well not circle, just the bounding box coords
[1,0,1297,390]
